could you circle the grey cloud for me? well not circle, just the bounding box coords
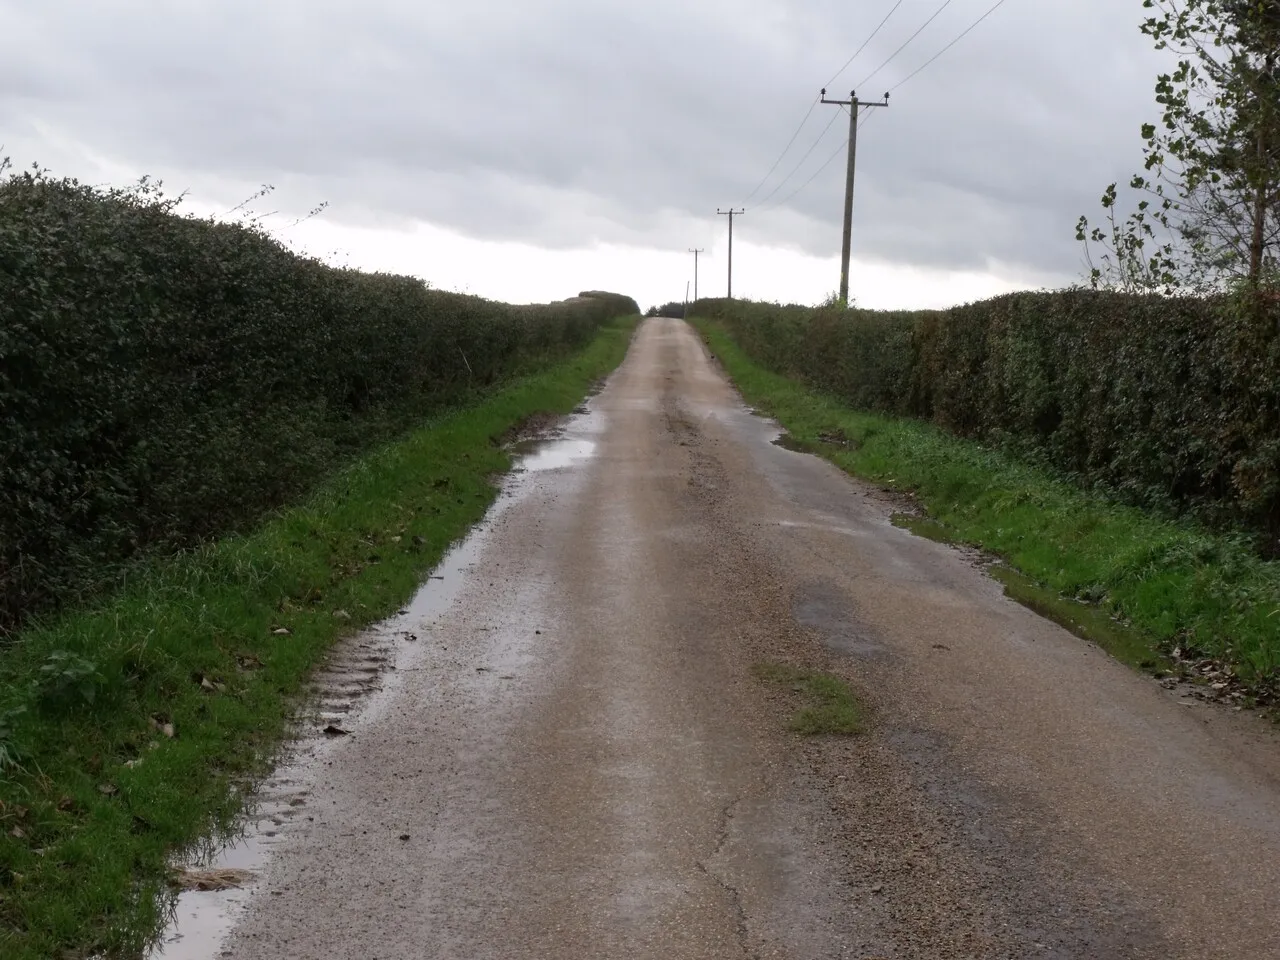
[1,0,1173,281]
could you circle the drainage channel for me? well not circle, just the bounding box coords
[148,410,602,960]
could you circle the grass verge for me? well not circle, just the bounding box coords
[699,319,1280,699]
[0,317,637,960]
[752,663,864,735]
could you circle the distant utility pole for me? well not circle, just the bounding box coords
[715,210,744,298]
[685,280,691,319]
[687,247,705,303]
[820,88,889,304]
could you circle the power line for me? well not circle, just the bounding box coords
[823,0,906,89]
[737,0,1010,233]
[750,106,846,209]
[761,110,879,213]
[857,0,955,88]
[890,0,1011,92]
[740,0,907,207]
[761,133,847,213]
[740,96,820,206]
[760,0,1013,213]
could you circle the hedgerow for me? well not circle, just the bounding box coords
[0,169,636,632]
[696,292,1280,550]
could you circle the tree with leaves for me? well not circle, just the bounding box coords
[1078,0,1280,294]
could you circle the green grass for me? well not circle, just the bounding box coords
[752,663,864,735]
[0,317,637,960]
[699,320,1280,696]
[889,514,1156,668]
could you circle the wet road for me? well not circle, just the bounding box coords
[188,318,1280,958]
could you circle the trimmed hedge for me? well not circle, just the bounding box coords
[696,292,1280,548]
[0,172,637,631]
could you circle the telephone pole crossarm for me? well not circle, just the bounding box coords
[819,88,890,108]
[820,89,890,304]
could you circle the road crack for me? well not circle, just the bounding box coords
[694,795,756,960]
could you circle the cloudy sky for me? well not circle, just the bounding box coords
[1,0,1170,309]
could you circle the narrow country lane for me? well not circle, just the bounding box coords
[200,318,1280,959]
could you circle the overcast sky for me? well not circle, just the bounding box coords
[1,1,1170,309]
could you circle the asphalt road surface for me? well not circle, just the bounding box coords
[208,318,1280,959]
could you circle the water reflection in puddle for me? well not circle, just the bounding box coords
[151,834,267,957]
[518,438,596,472]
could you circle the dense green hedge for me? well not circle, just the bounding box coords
[696,292,1280,548]
[0,172,636,631]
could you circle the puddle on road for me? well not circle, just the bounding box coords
[150,832,269,957]
[147,410,602,960]
[508,411,601,474]
[518,437,596,471]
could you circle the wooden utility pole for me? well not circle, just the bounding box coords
[716,209,744,298]
[688,248,704,303]
[820,88,889,303]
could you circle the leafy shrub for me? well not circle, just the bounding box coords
[650,301,688,318]
[0,169,637,632]
[35,651,102,709]
[696,292,1280,550]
